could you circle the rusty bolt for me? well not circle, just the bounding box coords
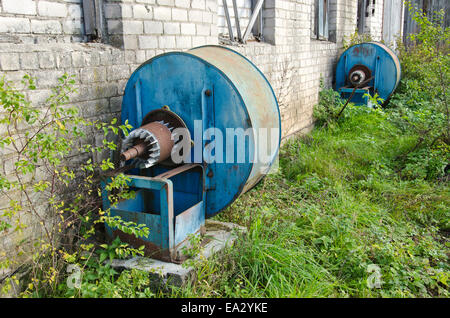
[205,89,211,96]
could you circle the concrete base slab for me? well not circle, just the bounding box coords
[110,220,246,288]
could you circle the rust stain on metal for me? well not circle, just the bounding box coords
[113,229,172,262]
[154,163,201,179]
[352,46,374,57]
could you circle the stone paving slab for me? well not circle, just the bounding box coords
[110,220,246,288]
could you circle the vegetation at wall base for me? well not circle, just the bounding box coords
[0,73,151,297]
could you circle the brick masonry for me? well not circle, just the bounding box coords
[0,0,389,276]
[363,0,384,41]
[0,0,85,44]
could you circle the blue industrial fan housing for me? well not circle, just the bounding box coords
[335,42,401,106]
[101,46,281,262]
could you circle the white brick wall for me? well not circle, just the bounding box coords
[164,22,181,34]
[0,17,31,33]
[154,6,172,19]
[105,0,219,52]
[31,19,63,34]
[133,4,154,19]
[2,0,37,15]
[172,8,188,21]
[0,0,85,43]
[38,1,68,17]
[144,21,164,34]
[363,0,384,41]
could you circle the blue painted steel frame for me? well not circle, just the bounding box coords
[101,165,205,262]
[338,87,370,106]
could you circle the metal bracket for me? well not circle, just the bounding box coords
[242,0,265,43]
[101,164,205,263]
[222,0,265,44]
[82,0,103,40]
[201,86,216,192]
[222,0,235,42]
[232,0,242,42]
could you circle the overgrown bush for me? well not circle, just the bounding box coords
[312,80,344,127]
[388,3,449,180]
[0,74,150,297]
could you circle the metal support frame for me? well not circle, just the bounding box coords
[251,0,264,41]
[222,0,234,42]
[242,0,265,43]
[101,164,205,263]
[83,0,103,40]
[222,0,265,43]
[357,0,368,34]
[232,0,242,42]
[316,0,329,40]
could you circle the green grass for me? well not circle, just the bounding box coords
[168,105,449,298]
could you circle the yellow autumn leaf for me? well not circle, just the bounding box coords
[55,120,65,130]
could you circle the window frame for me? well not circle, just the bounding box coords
[314,0,330,41]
